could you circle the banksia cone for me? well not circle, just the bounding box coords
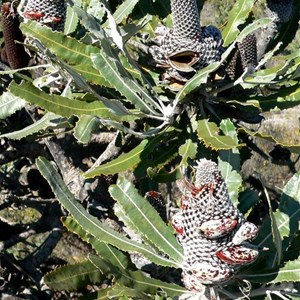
[19,0,66,31]
[149,0,223,75]
[265,0,294,23]
[1,2,30,69]
[172,159,259,289]
[225,33,258,81]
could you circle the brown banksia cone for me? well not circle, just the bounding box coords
[19,0,66,32]
[1,2,30,69]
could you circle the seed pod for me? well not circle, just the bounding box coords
[217,245,259,265]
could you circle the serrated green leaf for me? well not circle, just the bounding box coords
[112,0,140,24]
[222,0,255,47]
[21,21,98,65]
[43,260,103,291]
[63,216,131,270]
[36,157,177,268]
[242,258,300,284]
[134,136,179,178]
[74,115,99,144]
[91,52,160,115]
[8,81,133,121]
[109,177,183,263]
[0,91,26,120]
[0,112,66,140]
[197,119,243,150]
[89,255,186,297]
[64,2,80,35]
[178,138,198,166]
[84,134,169,178]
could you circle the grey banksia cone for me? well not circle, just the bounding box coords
[149,0,223,76]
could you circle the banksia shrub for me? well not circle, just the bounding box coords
[0,0,300,299]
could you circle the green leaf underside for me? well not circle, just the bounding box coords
[0,112,65,140]
[198,119,242,150]
[0,91,26,120]
[43,260,103,291]
[178,139,198,167]
[91,52,158,114]
[36,157,178,268]
[222,0,255,46]
[89,255,186,297]
[63,216,130,270]
[8,81,134,121]
[109,177,183,263]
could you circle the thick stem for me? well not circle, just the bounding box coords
[170,0,201,39]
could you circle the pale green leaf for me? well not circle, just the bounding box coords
[222,0,255,46]
[0,112,66,140]
[0,91,26,120]
[36,157,177,268]
[178,139,198,166]
[112,0,140,24]
[43,260,103,291]
[74,115,99,144]
[64,2,80,35]
[109,177,183,263]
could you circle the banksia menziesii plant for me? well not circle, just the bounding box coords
[172,159,259,289]
[18,0,66,31]
[149,0,223,78]
[1,2,30,69]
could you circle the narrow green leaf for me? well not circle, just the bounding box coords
[63,216,131,270]
[91,52,159,115]
[264,187,282,267]
[0,91,26,120]
[222,0,255,46]
[36,157,177,267]
[74,115,99,144]
[218,157,242,205]
[112,0,140,24]
[242,258,300,284]
[84,134,168,178]
[0,112,66,140]
[147,167,182,183]
[197,119,243,150]
[109,177,183,263]
[8,81,133,121]
[258,174,300,249]
[89,255,186,297]
[43,260,103,291]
